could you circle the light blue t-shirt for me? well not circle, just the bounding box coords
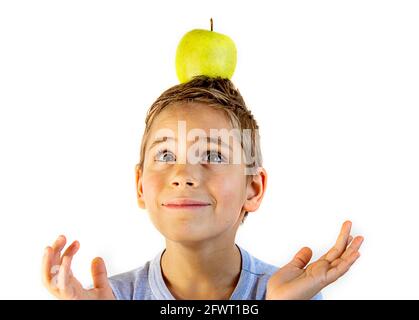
[107,244,323,300]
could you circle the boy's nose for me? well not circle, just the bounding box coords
[171,179,195,187]
[169,164,201,188]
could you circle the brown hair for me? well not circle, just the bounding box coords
[137,75,262,222]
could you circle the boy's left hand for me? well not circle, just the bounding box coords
[266,220,364,300]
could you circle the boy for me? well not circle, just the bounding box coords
[41,76,364,300]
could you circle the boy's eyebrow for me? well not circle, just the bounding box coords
[148,136,233,151]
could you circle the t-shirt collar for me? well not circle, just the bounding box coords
[148,244,254,300]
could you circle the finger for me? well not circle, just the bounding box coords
[327,250,361,283]
[57,241,79,289]
[52,235,67,253]
[42,246,53,286]
[323,221,352,262]
[340,236,364,260]
[51,235,67,264]
[91,257,110,289]
[347,235,353,247]
[56,254,73,293]
[327,235,353,269]
[60,240,80,264]
[287,247,313,269]
[330,236,363,268]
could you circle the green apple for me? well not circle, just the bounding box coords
[175,19,237,83]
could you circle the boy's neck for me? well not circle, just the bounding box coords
[160,239,242,300]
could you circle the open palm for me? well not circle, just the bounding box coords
[266,221,364,300]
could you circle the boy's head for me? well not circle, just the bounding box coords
[135,76,267,243]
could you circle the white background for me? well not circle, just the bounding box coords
[0,0,418,299]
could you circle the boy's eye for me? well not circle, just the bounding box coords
[203,151,225,164]
[156,149,176,162]
[154,149,226,164]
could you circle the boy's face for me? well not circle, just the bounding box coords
[135,102,264,244]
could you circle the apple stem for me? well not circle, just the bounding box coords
[210,18,213,31]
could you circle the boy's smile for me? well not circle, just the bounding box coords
[162,197,212,210]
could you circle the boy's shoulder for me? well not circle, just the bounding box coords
[237,245,278,299]
[246,251,279,276]
[107,260,152,300]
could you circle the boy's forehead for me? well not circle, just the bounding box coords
[150,102,233,134]
[144,103,244,153]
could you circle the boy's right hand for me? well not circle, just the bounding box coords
[42,235,115,300]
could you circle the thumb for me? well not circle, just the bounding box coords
[288,247,313,269]
[91,257,110,289]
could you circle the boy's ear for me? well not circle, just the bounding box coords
[242,167,267,213]
[135,163,146,209]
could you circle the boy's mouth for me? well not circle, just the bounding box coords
[162,198,211,209]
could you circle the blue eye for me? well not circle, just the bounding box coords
[156,149,176,162]
[204,151,225,164]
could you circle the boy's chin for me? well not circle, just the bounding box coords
[150,211,241,244]
[160,225,233,245]
[162,228,214,244]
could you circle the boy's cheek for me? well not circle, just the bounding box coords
[213,176,245,207]
[141,175,164,206]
